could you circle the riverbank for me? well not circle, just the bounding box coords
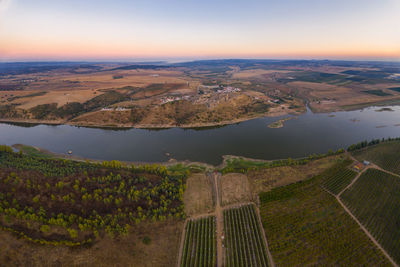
[2,105,399,165]
[0,108,303,130]
[11,144,216,170]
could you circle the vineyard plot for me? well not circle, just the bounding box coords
[341,168,400,264]
[180,216,216,267]
[322,167,357,195]
[224,204,269,267]
[259,172,390,266]
[352,141,400,174]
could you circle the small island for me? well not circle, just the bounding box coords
[268,117,297,128]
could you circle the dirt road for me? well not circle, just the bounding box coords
[213,172,224,267]
[333,160,399,267]
[177,172,274,267]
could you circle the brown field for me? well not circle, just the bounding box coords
[0,219,183,267]
[220,173,252,206]
[231,69,292,79]
[183,173,214,216]
[247,155,344,197]
[15,90,101,109]
[288,81,400,112]
[1,61,399,128]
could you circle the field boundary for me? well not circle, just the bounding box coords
[254,201,275,267]
[179,172,275,267]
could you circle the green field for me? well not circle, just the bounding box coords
[388,87,400,93]
[341,168,400,264]
[352,141,400,174]
[224,204,269,267]
[220,149,344,174]
[362,90,392,96]
[259,165,390,266]
[180,216,216,267]
[321,161,357,195]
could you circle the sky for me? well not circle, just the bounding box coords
[0,0,399,61]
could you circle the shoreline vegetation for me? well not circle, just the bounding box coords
[10,143,345,173]
[8,137,400,174]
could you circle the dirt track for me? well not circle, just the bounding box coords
[177,172,275,267]
[330,156,399,267]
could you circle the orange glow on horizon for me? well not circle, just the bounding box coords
[1,38,399,61]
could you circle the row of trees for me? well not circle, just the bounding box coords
[347,137,400,151]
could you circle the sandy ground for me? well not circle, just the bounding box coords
[183,173,214,216]
[220,173,252,206]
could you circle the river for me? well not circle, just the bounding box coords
[1,106,400,165]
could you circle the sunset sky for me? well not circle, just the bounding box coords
[0,0,399,61]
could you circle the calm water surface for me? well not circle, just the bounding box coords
[1,106,400,165]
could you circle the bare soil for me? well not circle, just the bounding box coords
[0,219,183,267]
[183,173,214,216]
[220,173,252,206]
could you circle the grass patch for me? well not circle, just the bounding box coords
[362,90,391,96]
[12,144,54,159]
[7,91,47,102]
[221,149,344,174]
[387,87,400,93]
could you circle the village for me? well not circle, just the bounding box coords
[159,85,242,105]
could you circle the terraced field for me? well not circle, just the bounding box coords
[180,216,216,267]
[321,165,357,195]
[259,167,390,266]
[341,168,400,265]
[223,204,269,267]
[352,141,400,174]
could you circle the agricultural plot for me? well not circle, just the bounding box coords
[321,165,357,195]
[0,146,186,246]
[341,168,400,264]
[352,141,400,174]
[259,167,390,266]
[180,216,216,267]
[224,204,269,267]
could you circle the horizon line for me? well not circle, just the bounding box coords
[1,57,400,64]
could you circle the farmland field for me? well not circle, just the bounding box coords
[180,216,216,267]
[352,141,400,174]
[341,168,400,264]
[223,204,269,267]
[0,146,186,245]
[321,160,357,195]
[259,164,390,266]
